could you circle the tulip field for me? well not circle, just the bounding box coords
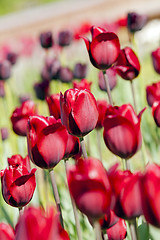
[1,8,160,240]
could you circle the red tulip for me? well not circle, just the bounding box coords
[46,93,61,119]
[72,78,92,91]
[146,81,160,107]
[108,164,143,219]
[63,133,80,160]
[152,101,160,127]
[81,26,120,70]
[67,157,112,219]
[60,89,98,137]
[27,115,68,169]
[151,48,160,74]
[96,100,108,129]
[99,210,119,230]
[1,165,36,208]
[0,223,15,240]
[8,154,31,170]
[98,68,117,91]
[127,12,147,33]
[39,31,53,49]
[140,163,160,227]
[15,206,70,240]
[106,218,127,240]
[11,100,37,136]
[115,47,140,80]
[103,104,145,159]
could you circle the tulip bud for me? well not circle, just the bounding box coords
[58,30,73,47]
[146,81,160,107]
[81,25,120,70]
[106,218,127,240]
[39,31,53,49]
[1,165,36,208]
[8,154,31,170]
[73,78,92,91]
[99,210,119,230]
[67,157,112,219]
[60,88,98,137]
[34,80,50,100]
[11,100,37,136]
[115,47,140,80]
[127,12,147,33]
[151,48,160,74]
[6,52,18,65]
[27,115,68,169]
[46,93,61,119]
[103,104,145,159]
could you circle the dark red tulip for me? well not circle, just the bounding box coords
[0,80,5,97]
[15,206,70,240]
[152,101,160,127]
[0,223,15,240]
[73,63,87,79]
[27,115,68,169]
[146,81,160,107]
[58,67,73,83]
[103,104,145,159]
[39,31,53,49]
[108,164,143,219]
[115,47,140,80]
[96,100,108,129]
[82,26,120,70]
[140,163,160,227]
[98,68,117,91]
[8,154,31,170]
[67,157,112,219]
[34,80,50,100]
[41,57,61,81]
[151,48,160,74]
[63,133,80,160]
[0,60,11,80]
[72,78,92,91]
[58,30,73,47]
[1,127,9,141]
[46,93,61,119]
[99,210,119,230]
[1,165,36,208]
[106,218,127,240]
[127,12,148,33]
[60,88,98,137]
[11,100,37,136]
[6,52,18,65]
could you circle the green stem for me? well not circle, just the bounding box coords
[129,219,139,240]
[80,137,88,159]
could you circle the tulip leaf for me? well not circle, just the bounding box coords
[138,221,149,240]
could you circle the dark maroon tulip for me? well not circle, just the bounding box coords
[27,115,68,169]
[46,93,61,119]
[106,218,127,240]
[15,206,70,240]
[11,100,37,136]
[73,63,87,79]
[0,80,5,97]
[6,52,18,65]
[96,100,108,129]
[1,127,9,141]
[115,47,140,80]
[58,30,73,47]
[67,157,112,219]
[140,163,160,227]
[98,68,117,91]
[127,12,148,33]
[39,31,53,49]
[99,210,119,230]
[8,154,31,170]
[146,81,160,107]
[41,57,61,81]
[152,101,160,127]
[60,88,98,137]
[1,165,36,208]
[58,67,73,83]
[82,25,120,70]
[0,60,11,80]
[63,133,80,160]
[108,164,143,219]
[103,104,145,159]
[151,48,160,74]
[0,223,15,240]
[73,78,92,91]
[34,80,50,100]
